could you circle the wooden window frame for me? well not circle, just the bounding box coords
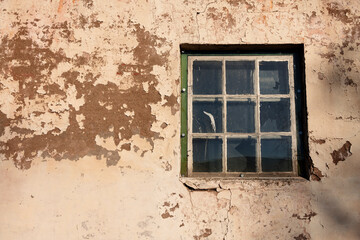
[181,52,307,178]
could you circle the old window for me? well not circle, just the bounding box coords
[181,47,307,178]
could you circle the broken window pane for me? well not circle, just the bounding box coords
[259,61,289,94]
[260,98,290,132]
[193,61,222,95]
[226,61,255,94]
[227,100,255,133]
[193,138,222,172]
[193,100,223,133]
[261,136,292,172]
[227,138,256,172]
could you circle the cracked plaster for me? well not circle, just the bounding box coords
[0,0,359,239]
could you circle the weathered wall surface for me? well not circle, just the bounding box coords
[0,0,359,239]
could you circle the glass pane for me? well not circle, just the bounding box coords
[261,137,292,172]
[193,61,222,95]
[227,100,255,133]
[227,138,256,172]
[259,61,289,94]
[193,138,222,172]
[193,100,222,133]
[260,98,290,132]
[226,61,255,94]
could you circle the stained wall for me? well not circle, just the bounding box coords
[0,0,359,239]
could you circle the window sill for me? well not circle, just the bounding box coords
[180,176,308,190]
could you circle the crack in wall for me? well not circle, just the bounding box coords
[223,189,232,240]
[195,1,217,41]
[182,179,235,239]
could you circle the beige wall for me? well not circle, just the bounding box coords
[0,0,359,239]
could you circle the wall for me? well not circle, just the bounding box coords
[0,0,359,239]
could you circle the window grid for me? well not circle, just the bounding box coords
[222,57,227,173]
[255,59,261,173]
[188,55,297,177]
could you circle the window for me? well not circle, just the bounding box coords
[181,46,307,178]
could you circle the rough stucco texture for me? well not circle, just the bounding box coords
[0,0,359,239]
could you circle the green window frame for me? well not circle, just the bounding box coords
[181,50,307,178]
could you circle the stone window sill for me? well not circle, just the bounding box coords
[180,176,308,190]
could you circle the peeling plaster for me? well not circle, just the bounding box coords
[331,141,352,165]
[0,0,360,239]
[0,17,176,169]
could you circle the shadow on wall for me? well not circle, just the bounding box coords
[312,3,360,236]
[315,177,360,239]
[314,35,360,237]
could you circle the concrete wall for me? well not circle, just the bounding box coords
[0,0,359,239]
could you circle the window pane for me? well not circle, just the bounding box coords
[227,138,256,172]
[193,100,223,133]
[193,138,222,172]
[260,98,290,132]
[259,61,289,94]
[261,137,292,172]
[227,100,255,133]
[226,61,254,94]
[193,61,222,94]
